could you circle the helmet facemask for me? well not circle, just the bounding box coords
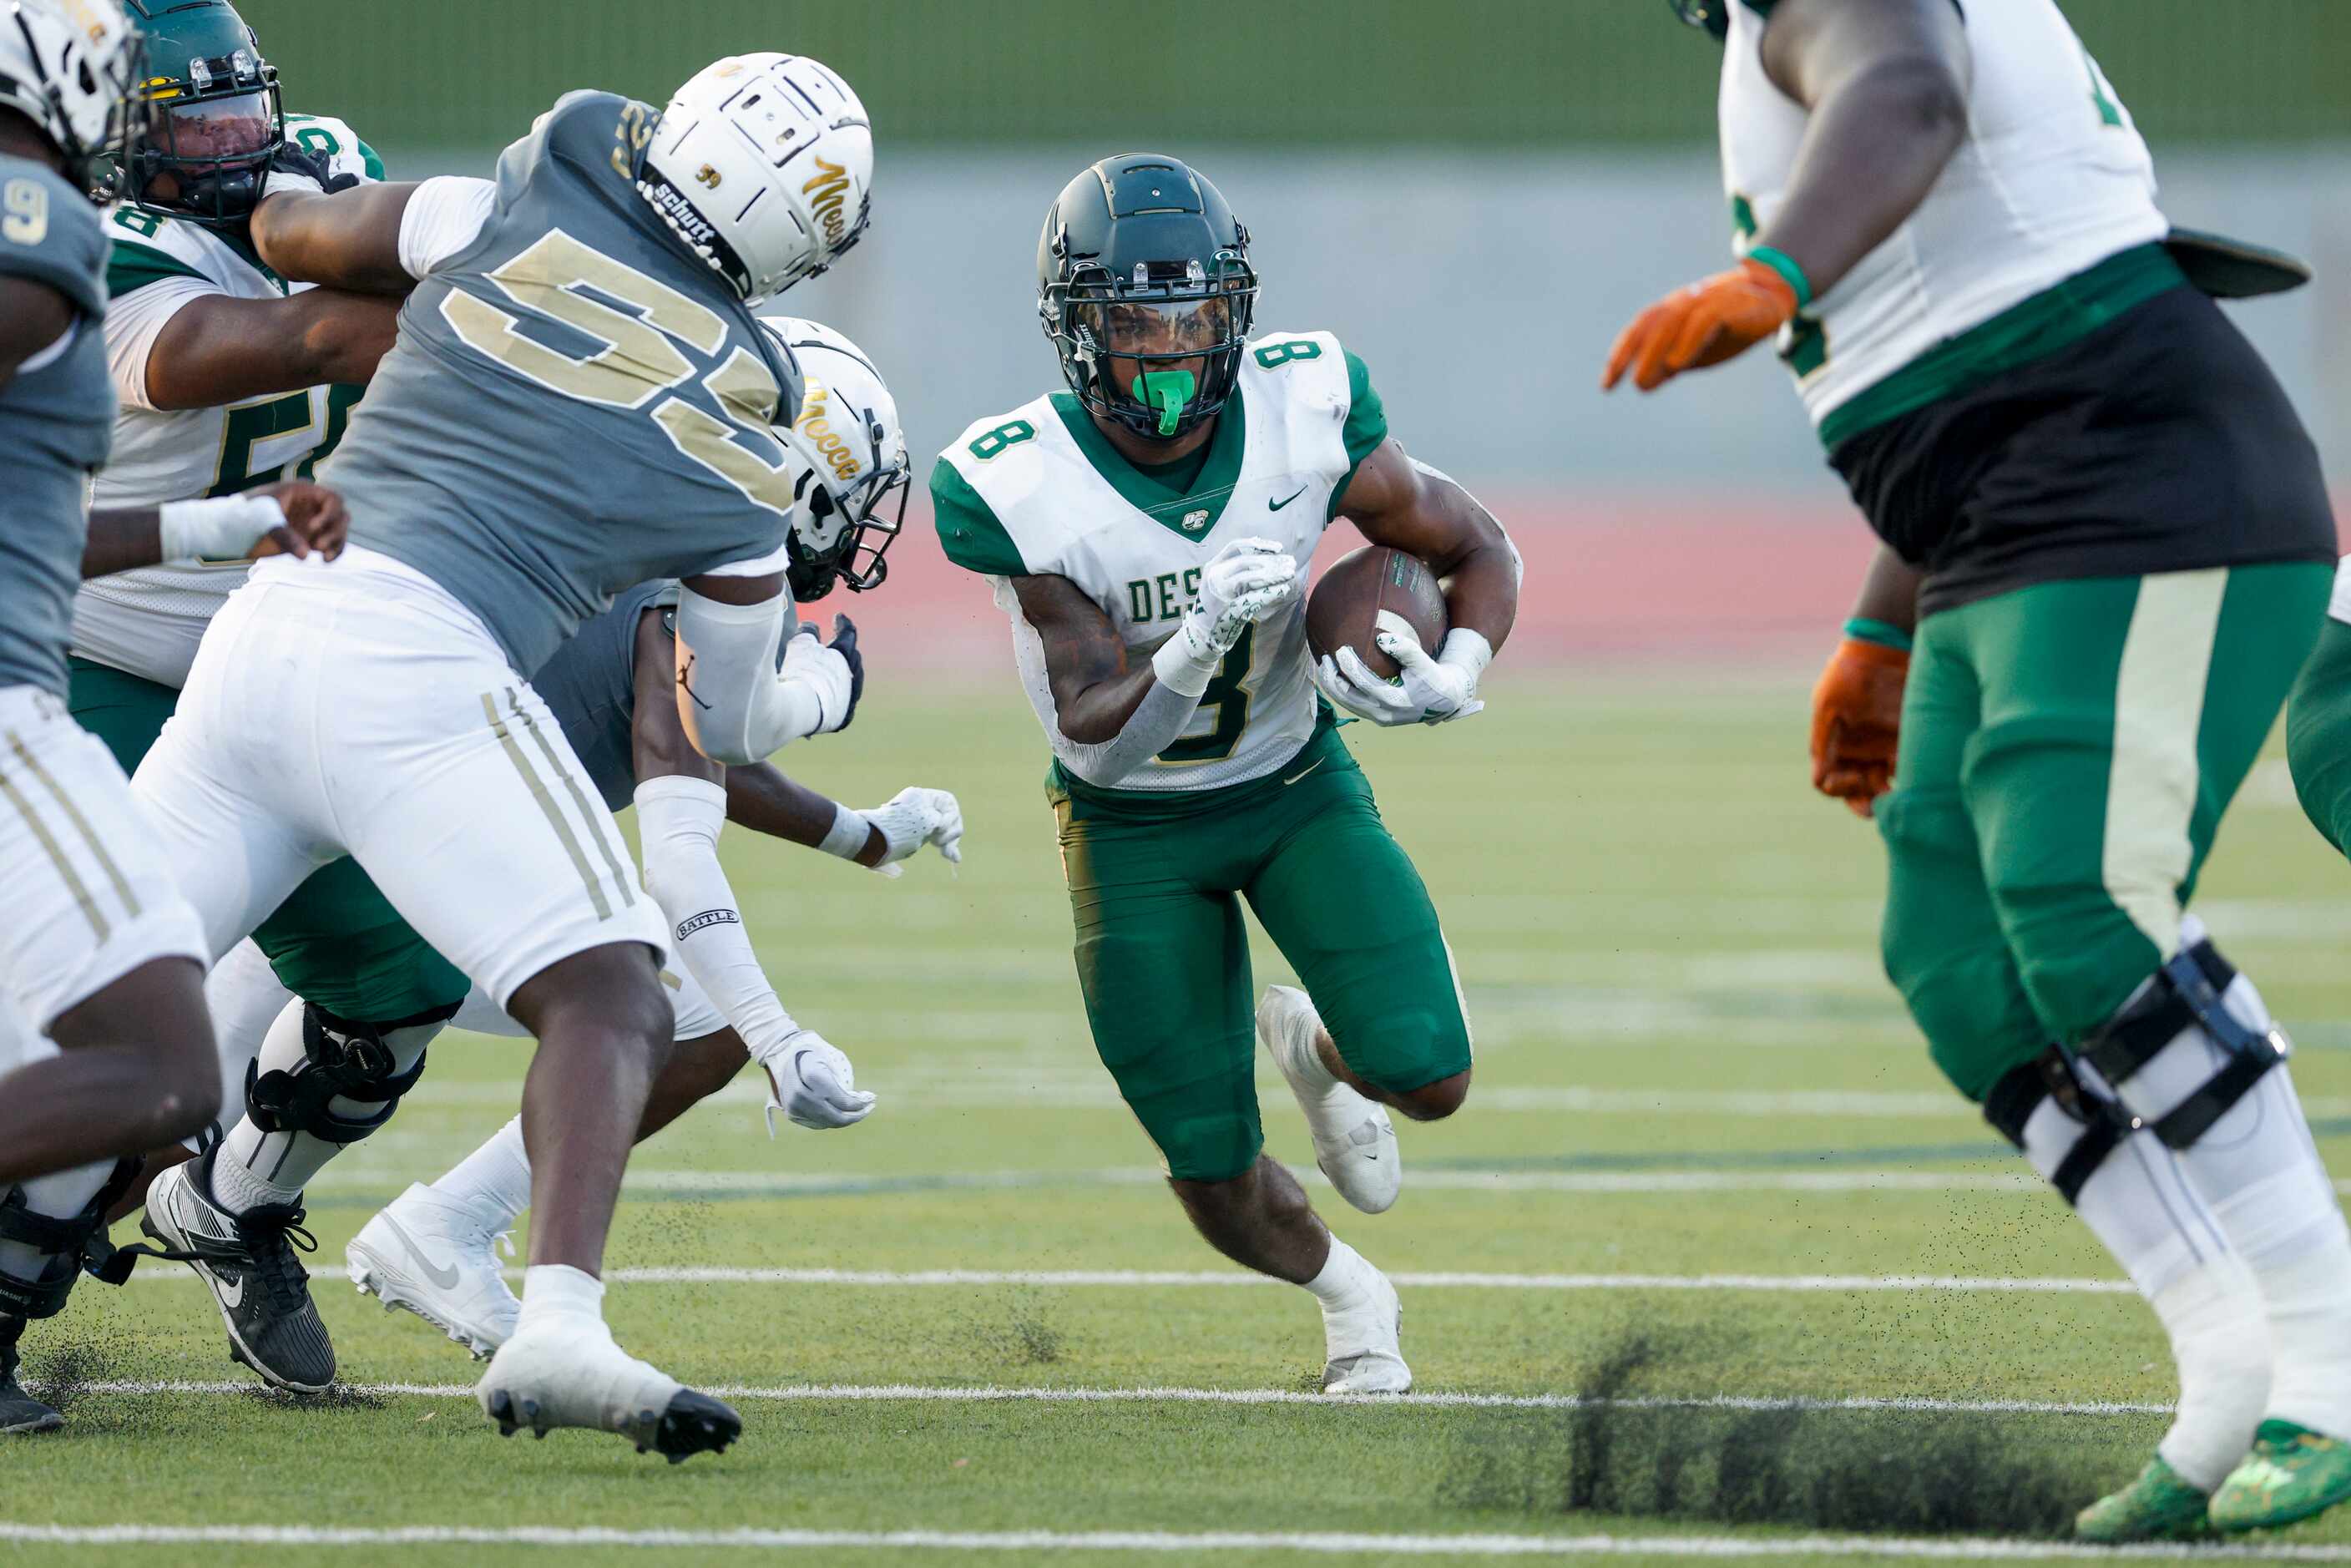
[1044,247,1256,444]
[129,40,282,226]
[785,457,909,602]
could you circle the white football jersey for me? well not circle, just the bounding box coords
[73,114,378,688]
[937,331,1383,793]
[1719,0,2167,442]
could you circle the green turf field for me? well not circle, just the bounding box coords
[15,670,2351,1565]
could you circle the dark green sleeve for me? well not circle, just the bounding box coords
[931,457,1029,577]
[1330,349,1389,521]
[356,137,387,182]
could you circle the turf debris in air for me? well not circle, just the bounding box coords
[1440,1332,2130,1538]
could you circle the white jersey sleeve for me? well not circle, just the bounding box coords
[397,176,497,280]
[933,330,1388,794]
[104,273,216,413]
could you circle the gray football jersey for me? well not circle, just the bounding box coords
[531,578,678,812]
[0,157,112,699]
[321,91,804,676]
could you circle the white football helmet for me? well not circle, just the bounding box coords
[761,316,908,600]
[639,53,872,305]
[0,0,142,190]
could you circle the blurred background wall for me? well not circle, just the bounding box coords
[235,1,2350,659]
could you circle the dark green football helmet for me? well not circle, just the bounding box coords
[1671,0,1732,40]
[1037,154,1258,445]
[124,0,283,227]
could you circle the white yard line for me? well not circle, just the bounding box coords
[603,1168,2044,1195]
[38,1379,2169,1417]
[3,1523,2347,1560]
[127,1263,2133,1292]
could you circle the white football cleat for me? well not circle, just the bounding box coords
[1258,985,1401,1214]
[476,1311,740,1462]
[1321,1260,1412,1394]
[348,1184,520,1358]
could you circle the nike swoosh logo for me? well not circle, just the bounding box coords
[1283,757,1327,787]
[1268,485,1309,512]
[216,1270,243,1310]
[381,1215,463,1291]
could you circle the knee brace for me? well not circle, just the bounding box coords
[244,1002,444,1146]
[1984,1045,2126,1205]
[0,1159,139,1318]
[2079,938,2288,1151]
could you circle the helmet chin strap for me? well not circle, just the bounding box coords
[1133,369,1196,438]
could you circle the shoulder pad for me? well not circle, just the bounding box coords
[283,113,386,183]
[494,89,656,210]
[0,161,106,319]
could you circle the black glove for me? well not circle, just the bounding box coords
[265,143,361,198]
[827,615,863,732]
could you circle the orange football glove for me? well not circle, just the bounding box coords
[1810,635,1909,819]
[1601,256,1801,393]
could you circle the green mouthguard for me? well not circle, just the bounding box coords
[1134,369,1196,437]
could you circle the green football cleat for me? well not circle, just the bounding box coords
[2075,1456,2212,1543]
[2210,1419,2351,1532]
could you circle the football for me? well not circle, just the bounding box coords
[1304,544,1449,681]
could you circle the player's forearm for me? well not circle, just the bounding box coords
[723,763,887,869]
[1753,62,1965,300]
[147,290,402,410]
[671,587,823,765]
[1848,544,1924,641]
[250,185,422,297]
[635,776,801,1056]
[79,509,163,578]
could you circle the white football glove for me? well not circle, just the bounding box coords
[858,787,964,879]
[781,618,863,736]
[761,1029,877,1134]
[157,493,287,562]
[1314,613,1492,727]
[1152,538,1299,696]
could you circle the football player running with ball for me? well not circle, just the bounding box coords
[933,155,1518,1392]
[1604,0,2342,1540]
[119,55,877,1459]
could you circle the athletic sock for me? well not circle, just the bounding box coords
[0,1160,114,1283]
[1302,1237,1378,1307]
[2018,1091,2270,1490]
[2092,933,2351,1439]
[198,938,295,1140]
[213,1003,442,1213]
[432,1117,533,1230]
[518,1262,605,1328]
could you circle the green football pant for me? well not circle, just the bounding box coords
[2288,615,2351,859]
[67,656,471,1024]
[1053,726,1473,1185]
[1875,564,2328,1102]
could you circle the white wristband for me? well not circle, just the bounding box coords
[157,494,285,564]
[1150,620,1222,698]
[817,801,870,861]
[1438,627,1494,684]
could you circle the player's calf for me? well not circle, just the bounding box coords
[0,1156,140,1434]
[3,958,222,1178]
[1984,1043,2270,1538]
[484,944,737,1457]
[1170,1155,1410,1394]
[2043,921,2351,1532]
